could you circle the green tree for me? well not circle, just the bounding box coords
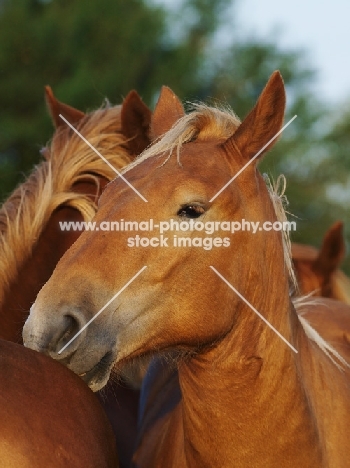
[0,0,165,197]
[0,0,233,197]
[0,0,348,272]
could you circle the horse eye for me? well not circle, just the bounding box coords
[177,205,205,218]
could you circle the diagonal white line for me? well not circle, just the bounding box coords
[209,115,297,202]
[59,114,148,202]
[210,266,298,353]
[58,265,147,355]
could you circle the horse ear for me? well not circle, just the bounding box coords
[151,86,185,140]
[226,71,286,163]
[121,90,152,156]
[313,221,346,276]
[45,86,85,128]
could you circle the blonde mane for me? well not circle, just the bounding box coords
[0,104,132,305]
[268,177,349,369]
[264,174,298,290]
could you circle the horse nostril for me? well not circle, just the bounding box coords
[53,314,82,356]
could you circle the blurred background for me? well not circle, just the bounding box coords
[0,0,349,273]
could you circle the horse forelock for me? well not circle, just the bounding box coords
[0,103,133,304]
[122,103,241,173]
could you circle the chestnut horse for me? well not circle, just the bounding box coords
[292,221,350,303]
[1,88,151,467]
[0,339,118,467]
[24,72,350,467]
[0,86,151,343]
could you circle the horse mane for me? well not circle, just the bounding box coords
[0,103,132,304]
[259,176,349,372]
[264,174,298,290]
[255,177,349,370]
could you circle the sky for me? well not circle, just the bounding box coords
[155,0,350,106]
[235,0,350,105]
[234,0,350,205]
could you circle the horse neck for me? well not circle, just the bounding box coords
[177,308,323,466]
[176,232,323,466]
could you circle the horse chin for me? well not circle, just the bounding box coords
[78,351,115,392]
